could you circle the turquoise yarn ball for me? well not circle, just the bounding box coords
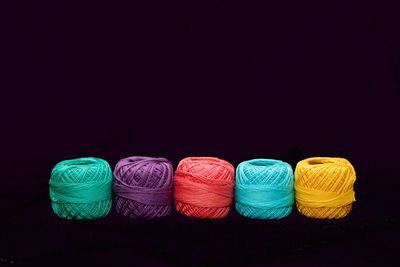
[49,157,113,220]
[235,159,294,219]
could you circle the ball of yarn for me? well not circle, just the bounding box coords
[294,157,356,219]
[235,159,294,219]
[49,157,113,220]
[174,157,235,219]
[113,156,173,219]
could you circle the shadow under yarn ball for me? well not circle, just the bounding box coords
[49,157,113,220]
[113,156,173,219]
[235,159,294,219]
[174,157,235,219]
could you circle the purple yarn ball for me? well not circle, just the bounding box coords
[113,156,173,219]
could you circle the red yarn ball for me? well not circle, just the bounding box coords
[174,157,234,219]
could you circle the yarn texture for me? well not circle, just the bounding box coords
[49,157,113,220]
[113,156,173,219]
[235,159,294,219]
[174,157,234,219]
[294,157,356,219]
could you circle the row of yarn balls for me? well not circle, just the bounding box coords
[49,156,356,220]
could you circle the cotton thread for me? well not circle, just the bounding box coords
[49,157,113,220]
[294,157,356,219]
[235,159,294,219]
[113,156,173,219]
[174,157,234,219]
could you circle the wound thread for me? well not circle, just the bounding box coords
[49,157,113,220]
[113,156,173,219]
[174,157,234,219]
[235,159,294,219]
[294,157,356,219]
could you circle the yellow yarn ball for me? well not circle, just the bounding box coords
[294,157,356,219]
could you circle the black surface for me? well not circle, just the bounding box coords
[1,1,400,266]
[1,171,399,266]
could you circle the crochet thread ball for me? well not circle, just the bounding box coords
[235,159,294,219]
[113,156,173,219]
[294,157,356,219]
[49,157,113,220]
[174,157,235,219]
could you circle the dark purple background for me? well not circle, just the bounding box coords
[1,1,399,266]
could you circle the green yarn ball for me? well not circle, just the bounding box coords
[49,157,113,220]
